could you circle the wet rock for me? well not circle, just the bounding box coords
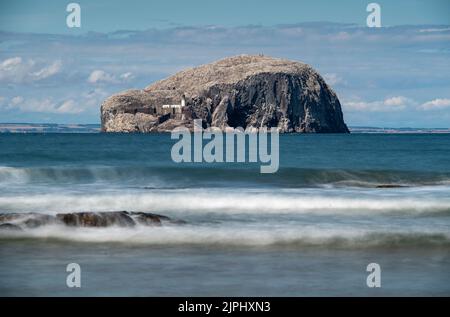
[376,184,408,188]
[0,213,29,223]
[129,212,165,226]
[0,223,22,231]
[23,214,57,228]
[0,213,55,228]
[56,211,136,227]
[0,211,184,229]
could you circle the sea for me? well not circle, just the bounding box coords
[0,133,449,296]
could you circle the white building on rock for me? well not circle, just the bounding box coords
[162,95,186,119]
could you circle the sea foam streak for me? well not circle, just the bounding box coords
[1,224,449,248]
[0,189,449,215]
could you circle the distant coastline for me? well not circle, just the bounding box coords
[349,126,450,134]
[0,123,100,133]
[0,123,449,134]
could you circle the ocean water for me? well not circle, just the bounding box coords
[0,133,449,296]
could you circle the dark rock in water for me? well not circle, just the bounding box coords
[101,55,349,133]
[23,214,57,228]
[128,211,187,226]
[376,184,408,188]
[0,213,55,228]
[0,223,22,231]
[0,213,27,223]
[128,212,165,226]
[56,211,136,227]
[0,211,182,229]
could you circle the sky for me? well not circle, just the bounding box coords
[0,0,449,127]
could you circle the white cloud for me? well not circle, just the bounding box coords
[419,98,450,110]
[0,88,109,115]
[384,96,410,107]
[323,73,344,86]
[119,72,134,81]
[0,57,32,83]
[56,100,81,114]
[0,57,62,83]
[31,60,62,80]
[331,31,351,41]
[11,96,24,105]
[2,96,81,114]
[1,57,23,68]
[344,96,414,112]
[83,88,109,107]
[17,98,55,113]
[88,70,117,84]
[88,70,134,84]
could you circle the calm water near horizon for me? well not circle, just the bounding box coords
[0,133,449,296]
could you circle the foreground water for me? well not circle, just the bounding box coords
[0,133,449,296]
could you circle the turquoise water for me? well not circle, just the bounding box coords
[0,133,449,296]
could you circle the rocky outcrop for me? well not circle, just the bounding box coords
[0,211,184,230]
[101,55,349,133]
[56,212,136,227]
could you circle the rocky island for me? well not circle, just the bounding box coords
[101,55,349,133]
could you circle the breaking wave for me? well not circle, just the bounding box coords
[0,224,448,248]
[1,165,450,188]
[0,189,449,216]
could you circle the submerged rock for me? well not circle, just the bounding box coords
[0,223,22,231]
[101,55,349,133]
[56,211,136,227]
[0,211,182,229]
[24,214,57,228]
[0,213,55,229]
[128,211,166,226]
[375,184,408,188]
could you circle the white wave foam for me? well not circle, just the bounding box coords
[0,189,449,215]
[0,166,29,184]
[1,224,448,247]
[0,165,156,185]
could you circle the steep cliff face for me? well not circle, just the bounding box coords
[101,55,349,133]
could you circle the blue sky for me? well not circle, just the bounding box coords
[1,0,449,33]
[0,0,449,127]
